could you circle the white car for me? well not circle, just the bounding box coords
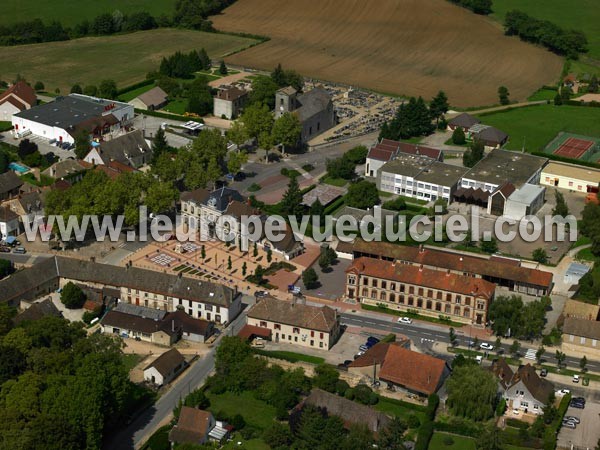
[480,343,494,351]
[475,355,483,364]
[573,375,580,383]
[557,389,571,396]
[397,317,413,324]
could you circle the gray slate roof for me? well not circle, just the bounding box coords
[0,256,237,306]
[0,171,23,195]
[96,130,150,165]
[295,88,332,122]
[145,348,185,377]
[135,86,168,108]
[15,94,129,130]
[14,298,62,324]
[448,112,480,129]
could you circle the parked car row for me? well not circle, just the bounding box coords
[569,396,586,409]
[49,139,74,150]
[562,415,580,429]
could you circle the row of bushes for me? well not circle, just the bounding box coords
[116,78,154,96]
[414,393,439,450]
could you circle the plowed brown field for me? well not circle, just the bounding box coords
[212,0,563,107]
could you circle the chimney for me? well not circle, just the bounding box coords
[419,244,424,253]
[172,319,175,333]
[446,269,450,276]
[178,271,182,278]
[419,264,423,272]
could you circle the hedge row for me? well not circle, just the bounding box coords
[414,394,439,450]
[564,99,600,108]
[434,418,483,438]
[531,151,600,169]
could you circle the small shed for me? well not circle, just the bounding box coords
[143,348,187,386]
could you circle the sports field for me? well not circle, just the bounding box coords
[477,104,600,152]
[0,29,258,94]
[3,0,176,26]
[212,0,563,107]
[492,0,600,61]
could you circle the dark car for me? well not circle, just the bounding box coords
[255,290,268,298]
[0,246,10,253]
[234,172,246,181]
[570,399,585,409]
[367,336,380,345]
[343,360,353,367]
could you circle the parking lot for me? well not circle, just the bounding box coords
[1,130,75,160]
[557,398,600,449]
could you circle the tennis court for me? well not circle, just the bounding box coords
[544,132,600,162]
[554,137,595,158]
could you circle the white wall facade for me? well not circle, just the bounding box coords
[12,116,75,144]
[379,171,452,202]
[0,217,20,240]
[246,316,336,350]
[365,158,387,178]
[0,102,20,122]
[214,98,234,120]
[541,171,599,193]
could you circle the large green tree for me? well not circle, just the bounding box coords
[446,365,498,421]
[241,103,274,142]
[280,175,304,219]
[248,75,279,109]
[345,181,380,209]
[60,282,86,309]
[272,112,301,153]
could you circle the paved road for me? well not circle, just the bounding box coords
[105,304,250,450]
[339,312,600,372]
[233,133,378,195]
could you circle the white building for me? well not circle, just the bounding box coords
[378,154,467,203]
[0,81,37,121]
[0,206,19,240]
[12,94,133,144]
[502,183,546,220]
[143,348,187,386]
[541,161,600,194]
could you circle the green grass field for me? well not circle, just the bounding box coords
[118,83,156,102]
[375,397,427,424]
[428,432,477,450]
[477,104,600,152]
[206,391,276,431]
[527,88,558,101]
[4,0,176,26]
[0,29,258,94]
[491,0,600,62]
[162,98,188,115]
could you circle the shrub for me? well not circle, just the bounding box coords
[506,418,529,429]
[406,414,421,429]
[443,435,454,446]
[414,421,434,450]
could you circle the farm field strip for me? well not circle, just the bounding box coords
[212,0,563,107]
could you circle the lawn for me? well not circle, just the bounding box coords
[118,83,156,102]
[491,0,600,61]
[162,98,188,115]
[121,354,143,373]
[428,432,476,450]
[0,29,258,94]
[3,0,177,27]
[576,247,595,261]
[477,104,600,153]
[322,176,348,187]
[221,432,269,450]
[375,397,427,424]
[253,349,325,365]
[206,391,276,431]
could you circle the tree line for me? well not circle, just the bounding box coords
[158,49,211,79]
[0,0,237,46]
[504,10,588,59]
[447,0,492,15]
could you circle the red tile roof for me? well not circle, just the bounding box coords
[367,145,395,162]
[170,407,213,444]
[351,343,449,395]
[347,256,496,299]
[349,240,553,289]
[0,81,37,109]
[237,324,272,341]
